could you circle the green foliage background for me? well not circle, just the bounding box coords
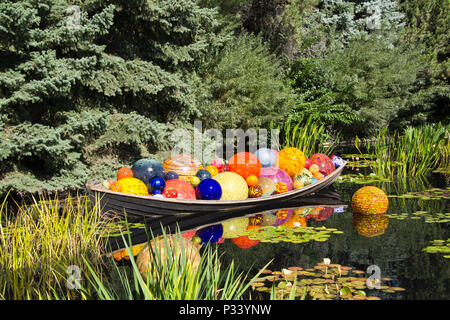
[0,0,448,195]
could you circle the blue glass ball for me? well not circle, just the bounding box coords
[196,169,212,181]
[197,224,223,243]
[164,171,179,180]
[332,156,345,168]
[131,158,165,185]
[311,177,318,184]
[149,176,165,194]
[255,148,276,167]
[196,179,222,200]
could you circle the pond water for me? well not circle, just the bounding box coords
[109,161,449,300]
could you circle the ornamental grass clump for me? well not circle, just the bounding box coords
[0,193,108,300]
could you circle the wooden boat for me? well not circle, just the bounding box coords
[86,161,347,220]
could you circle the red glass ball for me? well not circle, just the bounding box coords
[309,153,335,176]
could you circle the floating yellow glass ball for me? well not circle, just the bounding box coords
[351,186,389,215]
[116,177,149,196]
[213,172,249,200]
[277,147,306,177]
[352,213,389,237]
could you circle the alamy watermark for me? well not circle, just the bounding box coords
[170,120,280,164]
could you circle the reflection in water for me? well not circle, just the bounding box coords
[352,213,389,237]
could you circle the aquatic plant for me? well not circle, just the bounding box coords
[277,115,340,157]
[241,224,343,244]
[366,123,450,177]
[252,260,405,300]
[0,193,108,300]
[423,239,450,258]
[337,173,391,184]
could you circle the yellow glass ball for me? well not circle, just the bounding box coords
[190,176,201,187]
[277,147,306,177]
[351,186,389,215]
[205,165,219,177]
[293,180,304,189]
[117,177,149,196]
[213,172,249,200]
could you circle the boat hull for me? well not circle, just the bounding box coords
[87,161,346,219]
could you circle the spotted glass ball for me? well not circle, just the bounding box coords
[131,158,165,185]
[248,185,263,198]
[277,147,306,177]
[351,186,389,215]
[309,153,335,176]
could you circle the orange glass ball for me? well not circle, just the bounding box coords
[282,212,307,228]
[227,152,261,180]
[117,167,133,181]
[313,171,325,180]
[277,147,306,177]
[246,174,259,186]
[163,154,203,182]
[110,181,121,192]
[351,186,389,215]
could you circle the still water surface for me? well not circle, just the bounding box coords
[114,165,449,300]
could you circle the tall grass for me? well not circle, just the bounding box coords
[278,116,340,157]
[80,230,270,300]
[0,194,274,300]
[367,123,450,177]
[0,193,108,300]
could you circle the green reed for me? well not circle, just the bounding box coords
[366,123,449,177]
[79,227,270,300]
[0,193,108,300]
[278,115,340,157]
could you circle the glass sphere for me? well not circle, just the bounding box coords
[196,179,222,200]
[213,172,249,200]
[227,152,261,179]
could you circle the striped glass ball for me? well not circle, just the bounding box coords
[351,186,389,215]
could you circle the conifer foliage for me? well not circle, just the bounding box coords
[0,0,224,195]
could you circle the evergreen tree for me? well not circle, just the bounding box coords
[0,0,225,195]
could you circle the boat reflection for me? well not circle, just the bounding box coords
[107,186,346,253]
